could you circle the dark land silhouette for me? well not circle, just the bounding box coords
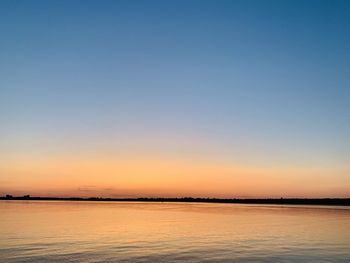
[1,195,349,206]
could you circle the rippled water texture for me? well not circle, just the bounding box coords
[1,201,349,262]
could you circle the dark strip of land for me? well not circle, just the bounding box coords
[1,196,349,206]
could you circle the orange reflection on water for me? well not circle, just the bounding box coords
[1,201,350,262]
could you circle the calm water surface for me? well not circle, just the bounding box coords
[1,201,349,262]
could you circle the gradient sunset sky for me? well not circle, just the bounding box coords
[1,0,349,198]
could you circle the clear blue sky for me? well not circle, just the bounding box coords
[1,0,349,197]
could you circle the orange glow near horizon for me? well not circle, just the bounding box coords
[1,153,349,198]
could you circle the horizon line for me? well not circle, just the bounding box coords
[2,195,349,206]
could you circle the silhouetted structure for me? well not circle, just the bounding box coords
[1,195,349,206]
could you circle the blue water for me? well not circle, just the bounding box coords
[1,201,349,262]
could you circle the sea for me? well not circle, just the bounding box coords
[1,201,349,262]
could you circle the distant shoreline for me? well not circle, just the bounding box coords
[1,196,349,206]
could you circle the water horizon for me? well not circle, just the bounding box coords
[1,200,349,262]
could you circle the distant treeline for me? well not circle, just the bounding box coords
[1,195,350,206]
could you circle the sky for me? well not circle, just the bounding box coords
[1,0,349,198]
